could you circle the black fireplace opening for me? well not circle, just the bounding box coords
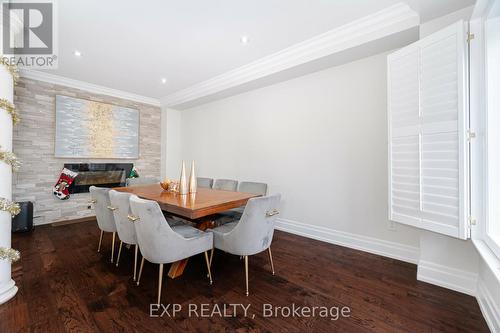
[64,163,133,194]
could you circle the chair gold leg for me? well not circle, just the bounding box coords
[116,241,123,267]
[97,230,103,252]
[133,244,138,281]
[111,232,116,263]
[244,255,249,296]
[209,248,214,266]
[204,251,213,285]
[137,257,145,286]
[267,247,275,275]
[207,248,214,278]
[157,264,164,305]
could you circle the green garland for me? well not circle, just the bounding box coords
[0,57,19,84]
[0,98,20,124]
[0,247,20,262]
[0,145,21,171]
[0,198,20,217]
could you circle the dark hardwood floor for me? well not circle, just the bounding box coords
[0,220,489,332]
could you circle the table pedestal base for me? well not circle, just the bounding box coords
[168,219,215,279]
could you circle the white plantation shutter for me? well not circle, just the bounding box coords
[388,21,469,239]
[389,47,421,226]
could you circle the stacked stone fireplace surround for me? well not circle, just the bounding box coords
[12,78,161,225]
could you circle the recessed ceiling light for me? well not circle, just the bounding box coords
[74,50,82,57]
[240,36,249,45]
[161,78,167,84]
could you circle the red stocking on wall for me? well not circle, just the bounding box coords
[53,168,78,200]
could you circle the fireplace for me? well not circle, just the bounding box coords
[64,163,133,194]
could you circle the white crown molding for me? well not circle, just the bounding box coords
[161,2,419,108]
[275,218,420,264]
[417,260,478,296]
[19,70,161,107]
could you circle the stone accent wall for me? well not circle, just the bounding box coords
[12,78,161,225]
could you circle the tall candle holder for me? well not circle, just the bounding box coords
[188,160,197,193]
[179,161,188,195]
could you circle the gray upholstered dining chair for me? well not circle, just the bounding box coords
[129,195,214,305]
[214,181,269,226]
[213,179,238,191]
[126,176,158,187]
[89,186,118,263]
[108,190,139,281]
[209,194,281,296]
[233,181,268,214]
[197,177,214,189]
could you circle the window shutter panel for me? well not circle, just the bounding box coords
[388,47,420,225]
[388,21,469,239]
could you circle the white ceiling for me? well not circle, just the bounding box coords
[42,0,474,100]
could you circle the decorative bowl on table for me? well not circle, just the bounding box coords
[160,179,179,192]
[160,180,170,190]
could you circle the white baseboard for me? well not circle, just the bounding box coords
[275,218,419,264]
[417,260,478,296]
[477,278,500,333]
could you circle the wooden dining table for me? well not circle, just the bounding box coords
[114,184,260,278]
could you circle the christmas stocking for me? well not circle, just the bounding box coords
[53,168,78,200]
[129,166,139,178]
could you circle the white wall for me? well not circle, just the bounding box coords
[162,107,183,180]
[417,231,479,295]
[180,51,421,252]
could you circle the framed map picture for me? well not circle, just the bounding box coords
[55,95,139,159]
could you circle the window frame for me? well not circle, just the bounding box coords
[484,9,500,260]
[470,0,500,262]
